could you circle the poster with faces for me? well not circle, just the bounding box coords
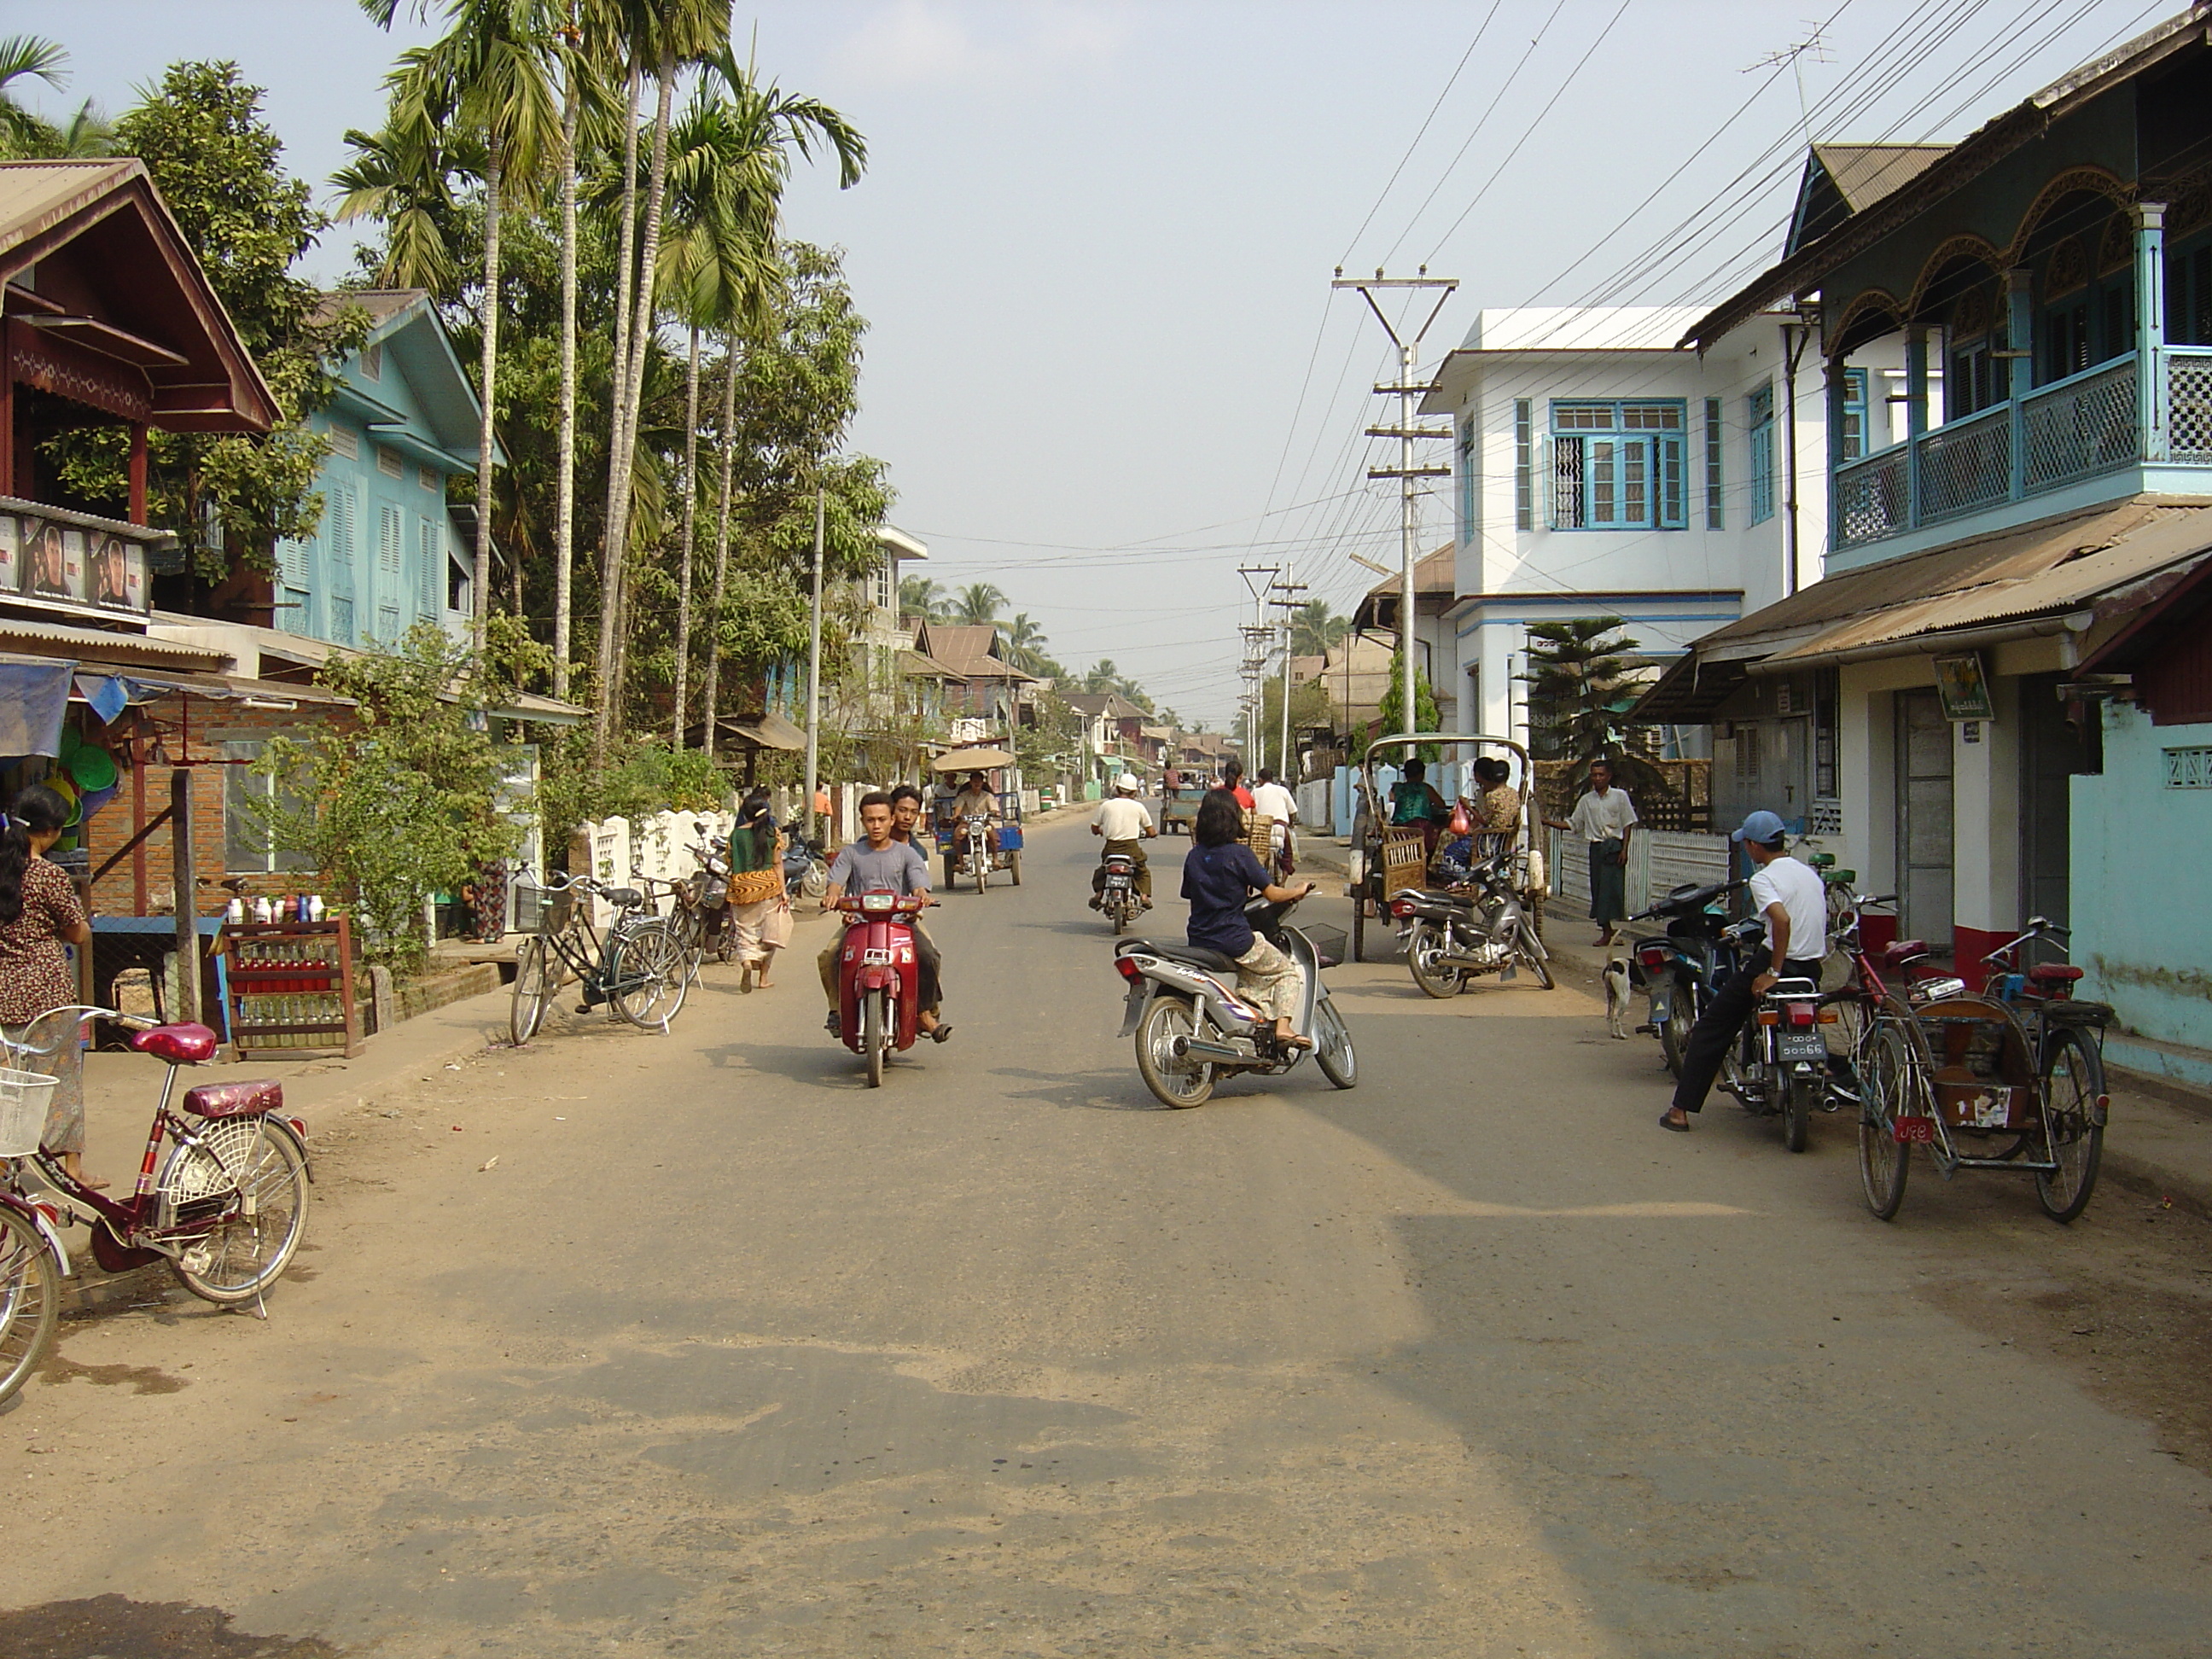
[0,516,17,594]
[57,528,87,602]
[90,534,146,612]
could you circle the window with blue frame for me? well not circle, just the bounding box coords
[1840,368,1870,460]
[1547,399,1685,530]
[1746,382,1775,525]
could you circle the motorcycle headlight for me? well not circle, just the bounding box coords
[861,892,895,913]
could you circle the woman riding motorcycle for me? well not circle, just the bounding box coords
[1184,791,1313,1051]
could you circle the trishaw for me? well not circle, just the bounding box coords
[928,748,1025,893]
[1347,733,1545,967]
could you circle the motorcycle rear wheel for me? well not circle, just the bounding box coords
[1136,998,1214,1108]
[864,990,887,1088]
[1406,923,1464,999]
[1783,1068,1819,1153]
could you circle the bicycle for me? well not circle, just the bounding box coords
[0,1006,311,1402]
[509,873,689,1045]
[1976,917,2110,1223]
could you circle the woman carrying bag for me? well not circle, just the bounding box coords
[725,791,790,992]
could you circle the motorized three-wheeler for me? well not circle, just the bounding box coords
[928,748,1025,892]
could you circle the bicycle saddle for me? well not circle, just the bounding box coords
[131,1023,218,1064]
[181,1078,282,1118]
[1881,939,1930,967]
[602,887,643,908]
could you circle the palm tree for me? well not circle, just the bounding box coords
[361,1,562,649]
[899,576,947,622]
[1516,617,1664,798]
[1290,599,1349,659]
[1001,612,1051,675]
[0,35,67,158]
[595,0,731,754]
[952,581,1007,626]
[679,53,864,753]
[332,111,466,292]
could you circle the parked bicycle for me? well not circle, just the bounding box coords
[0,1006,311,1404]
[509,873,689,1044]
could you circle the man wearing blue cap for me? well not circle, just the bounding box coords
[1658,809,1827,1132]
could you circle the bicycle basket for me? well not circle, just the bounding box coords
[512,876,546,934]
[0,1068,59,1158]
[1302,925,1347,970]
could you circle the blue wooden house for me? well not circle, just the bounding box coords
[276,289,500,646]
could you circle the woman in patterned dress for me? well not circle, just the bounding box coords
[0,784,98,1188]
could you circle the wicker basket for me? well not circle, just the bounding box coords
[0,1068,59,1158]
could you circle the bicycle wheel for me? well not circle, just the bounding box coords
[1516,919,1555,991]
[1351,894,1369,963]
[1009,851,1022,886]
[0,1203,60,1405]
[1313,998,1357,1089]
[1857,1022,1917,1220]
[166,1118,311,1305]
[510,934,554,1045]
[1135,996,1214,1108]
[609,923,689,1029]
[864,989,886,1088]
[1405,923,1464,999]
[2035,1027,2104,1224]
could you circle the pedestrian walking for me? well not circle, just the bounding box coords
[1658,809,1826,1133]
[725,791,789,992]
[1545,758,1638,946]
[0,784,98,1189]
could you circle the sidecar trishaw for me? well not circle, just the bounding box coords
[928,748,1024,892]
[1348,732,1545,964]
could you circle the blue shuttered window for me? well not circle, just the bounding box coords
[1547,400,1685,530]
[1840,368,1871,461]
[325,480,358,645]
[417,516,442,620]
[1746,382,1775,525]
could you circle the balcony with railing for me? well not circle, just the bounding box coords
[1832,346,2212,559]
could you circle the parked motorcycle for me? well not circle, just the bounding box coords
[1627,878,1746,1075]
[784,832,829,902]
[1386,852,1553,996]
[1720,947,1833,1154]
[1098,850,1143,934]
[1111,893,1356,1108]
[830,891,930,1087]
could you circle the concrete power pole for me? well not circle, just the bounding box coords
[1237,563,1278,773]
[1332,270,1456,737]
[1271,569,1306,779]
[804,486,824,839]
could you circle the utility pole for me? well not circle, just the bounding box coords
[1237,562,1278,774]
[1333,268,1456,737]
[803,486,824,841]
[1269,568,1307,779]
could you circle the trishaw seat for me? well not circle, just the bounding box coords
[1881,939,1930,966]
[2029,963,2084,983]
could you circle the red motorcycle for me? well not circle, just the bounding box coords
[832,891,929,1086]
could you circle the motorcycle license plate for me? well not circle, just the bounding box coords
[1892,1115,1937,1144]
[1107,876,1131,888]
[1776,1027,1826,1062]
[862,948,896,965]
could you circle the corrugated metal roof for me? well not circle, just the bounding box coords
[0,160,141,260]
[1810,143,1951,212]
[0,614,225,668]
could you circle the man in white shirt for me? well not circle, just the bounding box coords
[1250,766,1299,875]
[1659,809,1827,1133]
[1543,757,1639,945]
[1090,774,1157,908]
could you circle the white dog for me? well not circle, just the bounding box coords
[1602,946,1633,1039]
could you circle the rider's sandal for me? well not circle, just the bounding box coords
[929,1024,954,1044]
[1658,1110,1691,1132]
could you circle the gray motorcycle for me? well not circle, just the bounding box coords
[1111,893,1356,1108]
[1387,851,1554,997]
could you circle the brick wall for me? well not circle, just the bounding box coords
[80,694,361,918]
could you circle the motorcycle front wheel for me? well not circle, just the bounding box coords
[864,989,887,1088]
[1136,997,1214,1108]
[1406,923,1464,999]
[1314,998,1357,1089]
[1516,919,1555,991]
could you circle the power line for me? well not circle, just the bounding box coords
[1336,0,1503,265]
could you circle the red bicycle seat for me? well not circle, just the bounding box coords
[2029,963,2084,983]
[130,1023,218,1064]
[1880,940,1930,967]
[179,1079,282,1118]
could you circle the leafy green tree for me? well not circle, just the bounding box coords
[1516,617,1669,800]
[253,623,521,972]
[1371,652,1440,761]
[44,63,364,584]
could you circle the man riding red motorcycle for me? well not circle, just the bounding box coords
[819,792,950,1045]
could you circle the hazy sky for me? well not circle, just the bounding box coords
[24,0,2170,725]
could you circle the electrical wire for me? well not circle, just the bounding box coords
[1336,0,1503,266]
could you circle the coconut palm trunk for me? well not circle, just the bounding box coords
[594,59,641,754]
[472,137,504,649]
[552,51,579,698]
[700,336,737,755]
[672,320,701,747]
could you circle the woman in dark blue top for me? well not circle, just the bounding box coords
[1183,793,1315,1049]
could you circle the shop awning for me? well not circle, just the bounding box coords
[0,655,73,755]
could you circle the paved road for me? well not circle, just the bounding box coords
[9,816,2212,1657]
